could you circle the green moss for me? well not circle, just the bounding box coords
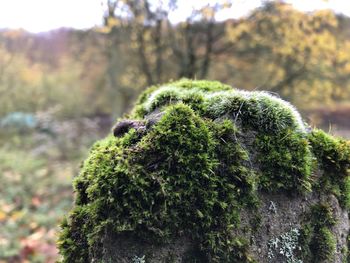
[310,202,337,227]
[203,91,305,134]
[209,119,258,208]
[299,223,313,260]
[133,79,231,117]
[58,79,350,262]
[134,80,314,193]
[299,203,337,262]
[57,208,91,263]
[255,129,312,193]
[311,227,336,262]
[169,79,232,92]
[346,233,350,263]
[309,129,350,208]
[58,103,257,262]
[134,79,306,135]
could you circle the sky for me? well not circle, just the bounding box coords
[0,0,349,33]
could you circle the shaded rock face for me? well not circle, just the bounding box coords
[100,193,349,263]
[102,234,195,263]
[58,80,350,263]
[244,193,349,263]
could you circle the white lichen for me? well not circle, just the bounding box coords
[132,255,145,263]
[269,201,277,214]
[268,228,302,263]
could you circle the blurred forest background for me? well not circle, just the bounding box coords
[1,0,350,262]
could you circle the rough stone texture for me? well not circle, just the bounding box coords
[101,233,194,263]
[100,192,349,262]
[245,192,349,263]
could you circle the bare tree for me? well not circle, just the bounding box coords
[103,0,232,85]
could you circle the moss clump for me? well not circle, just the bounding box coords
[346,233,350,263]
[58,104,257,262]
[309,129,350,208]
[255,129,312,192]
[134,79,313,193]
[58,79,350,262]
[134,80,305,134]
[309,203,337,263]
[299,203,337,262]
[312,227,336,261]
[133,79,232,117]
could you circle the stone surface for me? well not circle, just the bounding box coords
[100,192,349,263]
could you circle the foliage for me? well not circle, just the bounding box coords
[221,2,350,107]
[0,114,102,262]
[0,144,72,261]
[102,0,232,84]
[1,2,350,119]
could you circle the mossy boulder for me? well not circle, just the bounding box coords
[58,79,350,263]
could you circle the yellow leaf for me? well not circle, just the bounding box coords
[0,211,6,221]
